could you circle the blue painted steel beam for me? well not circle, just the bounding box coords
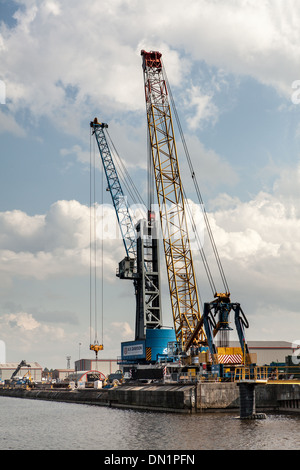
[90,119,136,258]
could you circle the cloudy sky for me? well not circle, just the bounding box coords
[1,0,300,369]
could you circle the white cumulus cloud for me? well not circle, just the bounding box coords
[2,0,299,134]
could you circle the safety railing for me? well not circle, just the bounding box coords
[234,365,300,383]
[234,366,276,382]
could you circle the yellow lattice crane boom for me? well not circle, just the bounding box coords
[141,50,253,367]
[141,50,207,353]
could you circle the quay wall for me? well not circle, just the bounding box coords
[0,385,196,413]
[256,383,300,413]
[197,382,239,410]
[0,382,299,413]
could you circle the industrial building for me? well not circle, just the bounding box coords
[229,341,296,365]
[52,368,75,381]
[0,362,42,382]
[51,360,118,382]
[74,358,118,376]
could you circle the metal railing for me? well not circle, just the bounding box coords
[234,365,300,383]
[234,366,275,382]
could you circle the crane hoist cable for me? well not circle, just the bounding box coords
[162,59,230,297]
[89,129,104,359]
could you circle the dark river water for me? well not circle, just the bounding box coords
[0,396,299,451]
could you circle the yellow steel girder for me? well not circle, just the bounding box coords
[142,50,207,351]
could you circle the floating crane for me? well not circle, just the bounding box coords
[141,50,251,366]
[90,118,163,345]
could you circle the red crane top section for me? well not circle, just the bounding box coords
[141,50,162,71]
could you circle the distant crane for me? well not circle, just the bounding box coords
[10,360,31,380]
[141,50,251,365]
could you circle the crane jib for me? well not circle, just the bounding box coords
[141,50,251,365]
[141,50,206,352]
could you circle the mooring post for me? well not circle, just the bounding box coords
[237,382,266,419]
[238,382,256,418]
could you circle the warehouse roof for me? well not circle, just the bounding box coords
[229,341,295,349]
[0,362,42,369]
